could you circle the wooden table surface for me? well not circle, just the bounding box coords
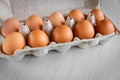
[0,0,120,80]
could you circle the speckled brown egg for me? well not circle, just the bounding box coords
[28,30,49,48]
[1,18,20,37]
[74,20,95,39]
[51,25,73,43]
[25,15,43,31]
[95,19,115,35]
[48,12,65,28]
[2,32,26,55]
[68,9,85,23]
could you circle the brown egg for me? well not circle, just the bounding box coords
[2,32,26,55]
[74,20,95,39]
[25,15,43,31]
[48,12,65,28]
[90,8,104,23]
[28,30,49,48]
[95,19,115,35]
[51,25,73,43]
[68,9,85,23]
[1,18,20,37]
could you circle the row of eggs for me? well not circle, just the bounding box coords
[0,8,115,55]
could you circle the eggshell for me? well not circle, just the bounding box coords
[1,18,20,37]
[28,30,50,48]
[95,19,115,35]
[74,20,95,39]
[48,12,65,28]
[51,25,73,43]
[25,15,43,31]
[90,8,104,23]
[68,9,85,23]
[2,32,26,55]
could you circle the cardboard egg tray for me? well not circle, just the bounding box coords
[0,0,120,61]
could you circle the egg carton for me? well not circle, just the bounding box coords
[0,0,120,61]
[0,32,117,61]
[0,16,119,61]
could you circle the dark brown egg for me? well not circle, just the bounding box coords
[2,32,26,55]
[1,18,20,37]
[28,30,49,48]
[74,20,95,39]
[51,25,73,43]
[68,9,85,23]
[95,19,115,35]
[25,15,43,31]
[48,12,65,28]
[90,8,104,23]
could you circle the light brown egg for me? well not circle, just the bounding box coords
[74,20,95,39]
[90,8,104,23]
[1,18,20,37]
[2,32,26,55]
[48,12,65,28]
[28,30,49,48]
[25,15,43,31]
[68,9,85,23]
[95,19,115,35]
[51,25,73,43]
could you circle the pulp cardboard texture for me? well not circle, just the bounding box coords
[0,0,119,61]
